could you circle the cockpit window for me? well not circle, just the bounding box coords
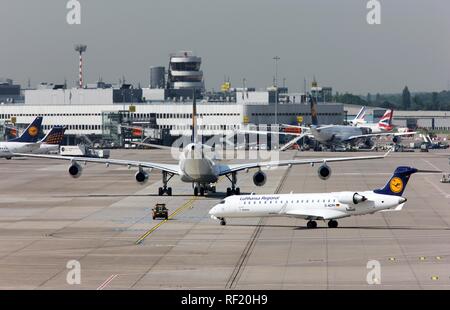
[218,200,225,204]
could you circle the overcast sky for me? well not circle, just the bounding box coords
[1,0,449,94]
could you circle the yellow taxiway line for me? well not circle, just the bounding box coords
[135,196,198,245]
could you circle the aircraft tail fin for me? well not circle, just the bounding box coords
[310,95,319,126]
[40,126,66,145]
[9,116,43,143]
[352,106,366,125]
[378,109,393,130]
[374,166,418,196]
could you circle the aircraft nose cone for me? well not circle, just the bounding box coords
[209,206,218,216]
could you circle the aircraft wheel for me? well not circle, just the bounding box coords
[307,220,317,229]
[234,187,240,195]
[158,187,163,196]
[220,219,226,226]
[167,187,172,196]
[226,188,232,197]
[328,220,338,228]
[194,187,199,196]
[200,187,205,196]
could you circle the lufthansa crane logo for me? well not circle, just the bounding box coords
[389,177,403,194]
[28,126,39,137]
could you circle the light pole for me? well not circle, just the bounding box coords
[273,56,280,126]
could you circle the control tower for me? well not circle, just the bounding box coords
[168,51,204,91]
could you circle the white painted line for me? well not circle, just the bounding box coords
[425,177,450,199]
[97,274,118,290]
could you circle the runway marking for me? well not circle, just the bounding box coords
[425,177,450,198]
[97,274,118,290]
[134,197,198,245]
[422,159,442,172]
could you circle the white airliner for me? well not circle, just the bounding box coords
[209,166,428,228]
[0,117,43,159]
[355,109,394,134]
[1,124,66,159]
[15,96,391,197]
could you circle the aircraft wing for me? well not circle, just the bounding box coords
[238,129,314,138]
[12,153,182,175]
[347,131,417,140]
[285,208,348,220]
[218,149,391,175]
[132,141,178,151]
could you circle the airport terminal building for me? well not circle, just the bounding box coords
[0,52,344,146]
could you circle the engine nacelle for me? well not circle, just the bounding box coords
[253,171,267,187]
[68,162,82,178]
[135,170,149,184]
[317,164,332,180]
[338,192,367,205]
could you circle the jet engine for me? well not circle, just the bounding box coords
[253,170,267,187]
[68,162,82,178]
[135,170,149,184]
[338,192,368,205]
[317,164,332,180]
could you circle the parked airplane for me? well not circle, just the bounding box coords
[30,126,67,154]
[1,124,66,158]
[15,96,391,197]
[348,106,367,126]
[209,166,434,227]
[0,116,43,159]
[355,109,394,134]
[270,98,414,149]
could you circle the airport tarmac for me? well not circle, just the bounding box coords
[0,149,449,289]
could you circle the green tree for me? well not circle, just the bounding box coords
[432,92,439,110]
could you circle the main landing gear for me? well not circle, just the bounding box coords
[306,220,339,229]
[307,220,318,229]
[328,219,338,228]
[158,171,174,196]
[225,172,241,197]
[219,218,226,226]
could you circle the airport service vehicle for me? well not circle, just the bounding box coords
[15,95,391,197]
[440,174,450,184]
[0,117,43,159]
[209,166,434,228]
[152,203,169,220]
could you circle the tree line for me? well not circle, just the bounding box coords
[334,87,450,111]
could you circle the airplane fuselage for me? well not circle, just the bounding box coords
[210,191,405,220]
[0,142,40,158]
[310,125,370,146]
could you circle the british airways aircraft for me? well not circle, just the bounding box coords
[209,166,435,228]
[355,109,394,134]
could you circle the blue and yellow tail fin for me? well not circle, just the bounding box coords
[9,116,43,143]
[374,166,418,196]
